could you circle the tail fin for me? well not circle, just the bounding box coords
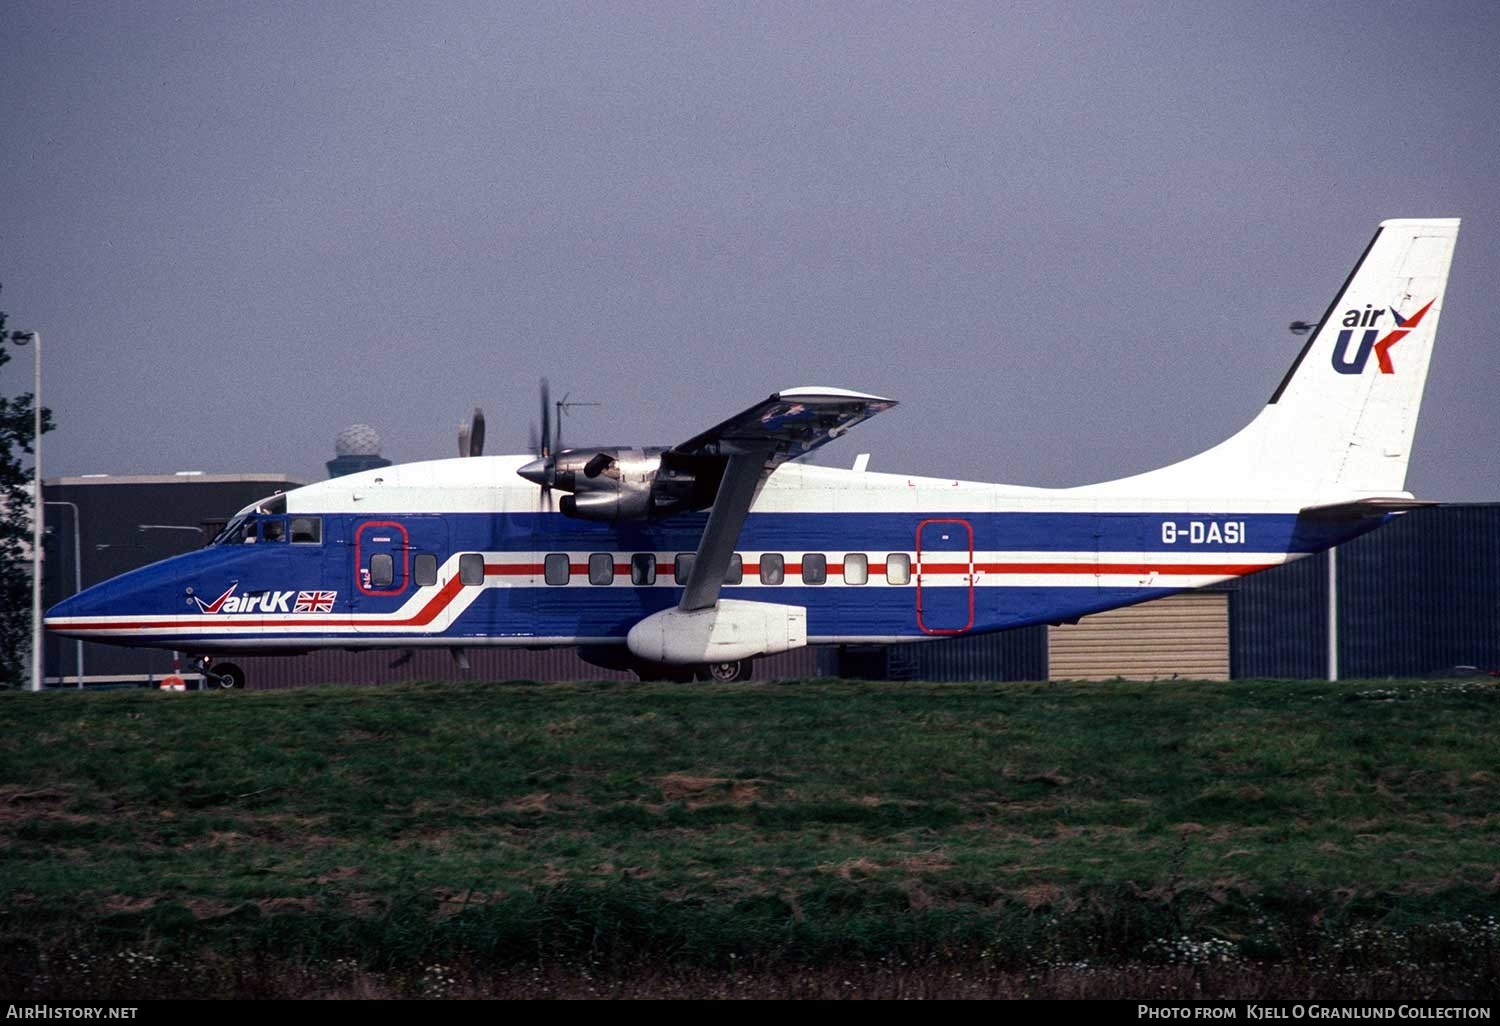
[1081,218,1460,500]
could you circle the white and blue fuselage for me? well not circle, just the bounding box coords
[42,456,1378,652]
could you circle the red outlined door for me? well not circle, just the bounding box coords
[353,521,409,631]
[916,518,974,635]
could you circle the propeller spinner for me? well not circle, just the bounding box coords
[518,378,556,489]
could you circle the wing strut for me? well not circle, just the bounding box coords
[679,453,763,611]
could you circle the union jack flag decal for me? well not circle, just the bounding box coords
[294,590,337,613]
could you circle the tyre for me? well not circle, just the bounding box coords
[210,662,246,689]
[699,659,750,683]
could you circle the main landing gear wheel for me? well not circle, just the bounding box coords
[208,662,245,690]
[698,660,751,683]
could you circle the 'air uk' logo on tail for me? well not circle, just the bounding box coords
[1331,299,1435,375]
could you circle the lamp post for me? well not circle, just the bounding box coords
[8,331,40,693]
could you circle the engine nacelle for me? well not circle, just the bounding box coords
[551,447,659,521]
[520,446,726,522]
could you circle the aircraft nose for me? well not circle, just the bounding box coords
[44,590,91,638]
[44,569,157,640]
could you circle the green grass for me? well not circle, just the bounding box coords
[2,677,1498,995]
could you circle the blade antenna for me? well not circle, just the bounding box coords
[554,391,601,455]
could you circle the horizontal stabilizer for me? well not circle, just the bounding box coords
[1298,497,1437,521]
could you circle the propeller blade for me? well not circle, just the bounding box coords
[458,408,486,457]
[468,407,485,457]
[539,377,552,459]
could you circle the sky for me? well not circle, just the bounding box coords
[3,1,1498,499]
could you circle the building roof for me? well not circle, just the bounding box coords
[48,473,299,487]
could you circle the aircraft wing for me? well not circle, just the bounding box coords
[673,388,896,611]
[671,386,898,465]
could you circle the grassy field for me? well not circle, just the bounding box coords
[1,677,1498,998]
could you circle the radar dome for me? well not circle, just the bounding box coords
[335,424,382,457]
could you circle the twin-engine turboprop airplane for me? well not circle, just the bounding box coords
[45,218,1460,688]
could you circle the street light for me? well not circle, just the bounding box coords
[7,331,40,693]
[137,524,206,541]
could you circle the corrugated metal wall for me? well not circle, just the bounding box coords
[1048,592,1229,681]
[234,646,819,690]
[1229,552,1329,679]
[890,626,1049,682]
[816,628,1048,682]
[1230,505,1500,678]
[1338,505,1500,676]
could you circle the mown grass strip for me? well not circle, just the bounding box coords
[1,677,1497,984]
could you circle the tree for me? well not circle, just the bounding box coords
[0,293,56,687]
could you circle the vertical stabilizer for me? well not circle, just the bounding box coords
[1080,218,1459,500]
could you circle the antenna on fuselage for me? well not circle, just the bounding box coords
[552,391,601,454]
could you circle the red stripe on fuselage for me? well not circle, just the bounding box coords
[53,572,469,633]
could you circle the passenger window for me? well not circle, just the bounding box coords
[459,553,485,585]
[370,553,394,588]
[844,553,868,585]
[631,553,656,585]
[726,554,743,585]
[589,553,614,585]
[802,553,827,585]
[290,517,321,544]
[759,553,784,585]
[414,553,438,587]
[886,553,911,586]
[545,553,571,586]
[674,554,695,585]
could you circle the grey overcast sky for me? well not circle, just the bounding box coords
[3,1,1498,498]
